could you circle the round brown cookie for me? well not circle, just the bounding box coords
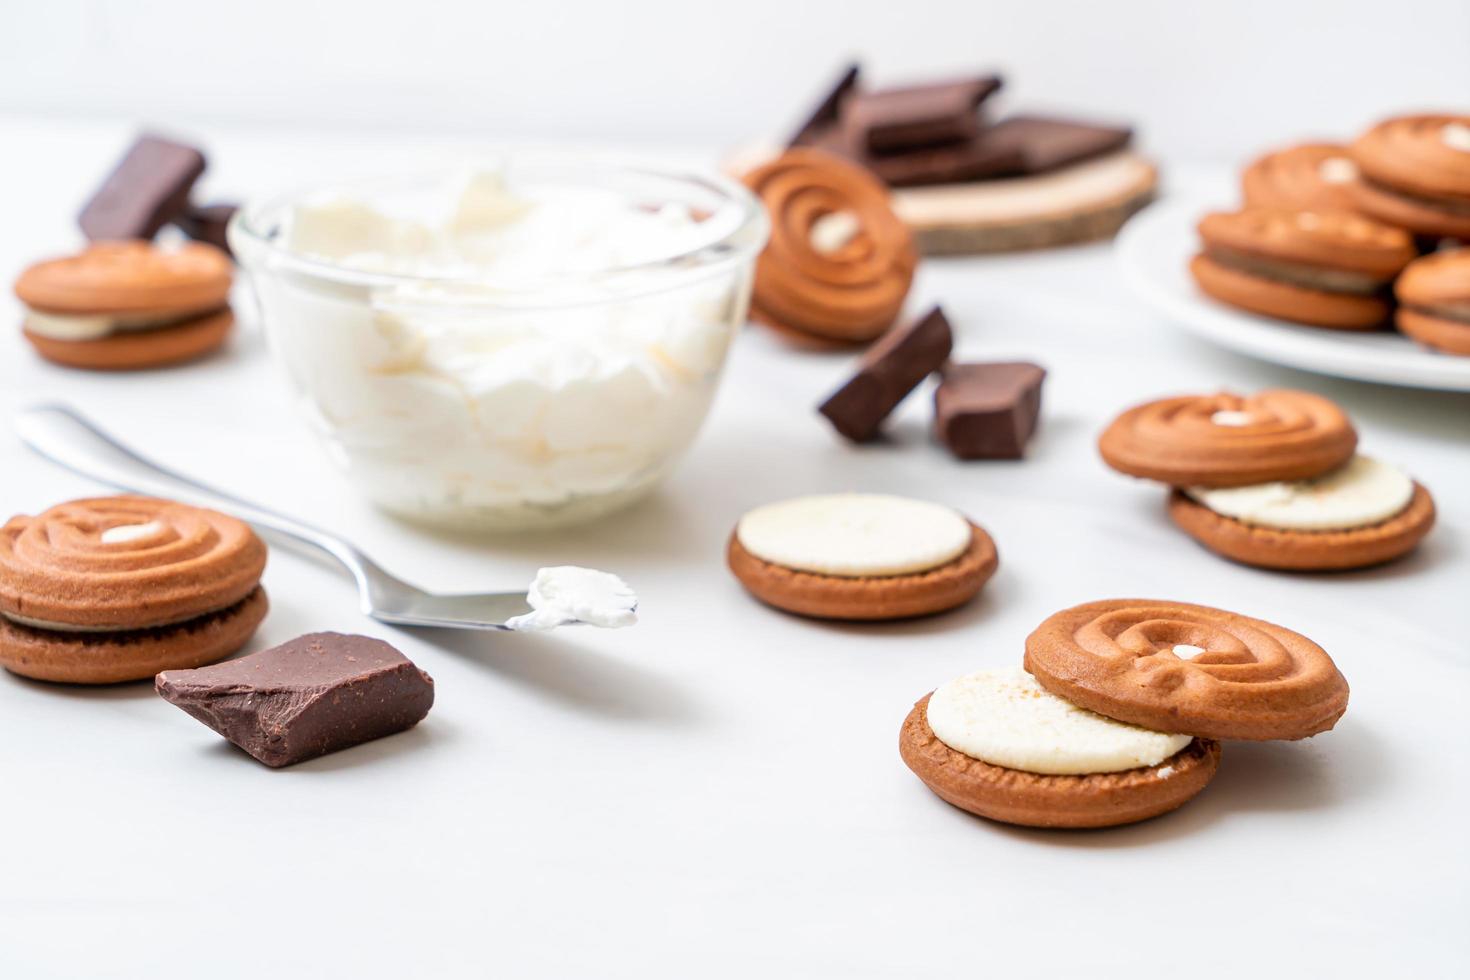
[726,524,996,621]
[891,152,1157,255]
[899,695,1220,829]
[23,308,234,371]
[1097,389,1357,487]
[1167,483,1436,571]
[1394,248,1470,355]
[1024,599,1349,741]
[14,241,232,315]
[740,148,917,344]
[0,587,268,684]
[1191,208,1414,329]
[1241,143,1360,213]
[0,495,266,631]
[1189,253,1388,329]
[1349,114,1470,239]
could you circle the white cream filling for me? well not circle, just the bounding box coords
[100,521,164,544]
[1317,156,1358,184]
[1185,454,1414,531]
[23,308,203,341]
[505,566,638,631]
[926,667,1191,776]
[736,493,971,578]
[809,210,860,254]
[1442,122,1470,154]
[1210,410,1253,427]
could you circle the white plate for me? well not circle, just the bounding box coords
[1115,197,1470,392]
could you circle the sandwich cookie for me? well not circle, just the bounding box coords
[1241,143,1360,213]
[0,496,268,683]
[726,493,996,620]
[900,667,1218,829]
[740,148,917,345]
[1394,248,1470,355]
[1190,208,1415,329]
[1349,114,1470,240]
[1098,389,1357,487]
[1169,455,1435,570]
[14,241,234,370]
[1024,599,1349,741]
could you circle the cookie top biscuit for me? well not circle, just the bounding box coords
[1197,208,1415,278]
[14,241,232,315]
[1241,143,1360,213]
[741,148,917,343]
[1098,389,1357,487]
[1395,249,1470,309]
[1024,599,1349,741]
[0,496,266,631]
[1351,114,1470,199]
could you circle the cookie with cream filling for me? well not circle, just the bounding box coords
[1168,455,1435,570]
[726,493,996,620]
[14,240,233,370]
[900,668,1219,829]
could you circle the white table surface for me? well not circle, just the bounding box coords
[0,116,1466,979]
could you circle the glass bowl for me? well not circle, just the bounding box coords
[230,154,768,530]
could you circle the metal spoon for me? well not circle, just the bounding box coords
[14,404,541,630]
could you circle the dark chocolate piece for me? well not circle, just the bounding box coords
[934,362,1046,459]
[819,306,954,441]
[863,135,1027,187]
[156,632,434,768]
[790,64,862,148]
[841,76,1002,152]
[173,202,239,255]
[983,115,1132,174]
[79,135,206,241]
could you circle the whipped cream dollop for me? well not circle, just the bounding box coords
[927,667,1191,776]
[257,170,747,529]
[1185,454,1414,531]
[506,566,638,631]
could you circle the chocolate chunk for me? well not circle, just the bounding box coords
[790,64,862,148]
[983,115,1132,174]
[173,202,239,255]
[841,76,1002,152]
[863,135,1027,187]
[79,135,206,241]
[819,306,954,441]
[156,632,434,768]
[934,362,1046,459]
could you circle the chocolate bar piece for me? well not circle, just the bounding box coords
[790,64,861,147]
[864,135,1026,187]
[79,135,206,241]
[173,202,239,255]
[983,115,1132,174]
[819,306,954,441]
[934,362,1046,459]
[842,76,1002,152]
[156,632,434,768]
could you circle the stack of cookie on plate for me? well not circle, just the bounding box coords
[900,598,1349,828]
[1190,112,1470,356]
[1098,388,1436,570]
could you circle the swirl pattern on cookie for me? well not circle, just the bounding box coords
[14,241,233,315]
[1098,389,1357,487]
[741,148,917,343]
[0,496,267,630]
[1023,599,1349,741]
[1241,143,1360,213]
[1351,114,1470,199]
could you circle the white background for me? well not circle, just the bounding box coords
[4,0,1470,160]
[0,3,1468,978]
